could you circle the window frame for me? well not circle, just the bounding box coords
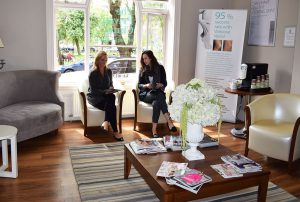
[47,0,179,83]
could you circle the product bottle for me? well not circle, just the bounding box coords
[261,75,265,88]
[251,79,256,89]
[256,76,261,88]
[265,74,269,88]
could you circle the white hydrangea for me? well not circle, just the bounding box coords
[169,78,221,127]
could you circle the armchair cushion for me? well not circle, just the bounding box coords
[249,120,294,161]
[0,70,64,142]
[245,93,300,170]
[132,81,174,130]
[78,77,125,135]
[0,102,62,142]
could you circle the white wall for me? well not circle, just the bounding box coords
[291,1,300,94]
[0,0,47,71]
[230,0,299,93]
[177,0,299,93]
[1,0,299,94]
[177,0,230,85]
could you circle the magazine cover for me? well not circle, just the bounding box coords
[221,153,262,173]
[129,139,166,154]
[165,177,204,194]
[134,139,160,149]
[166,168,212,194]
[174,168,212,187]
[156,161,188,177]
[199,134,219,148]
[163,136,182,151]
[211,163,243,178]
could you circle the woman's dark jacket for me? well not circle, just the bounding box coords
[138,64,167,100]
[87,68,113,106]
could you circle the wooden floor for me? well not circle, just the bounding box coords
[0,119,299,201]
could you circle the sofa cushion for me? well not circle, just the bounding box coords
[0,101,63,142]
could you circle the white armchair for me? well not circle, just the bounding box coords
[244,93,300,171]
[78,77,126,136]
[132,81,174,131]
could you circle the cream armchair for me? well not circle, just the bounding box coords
[132,81,174,131]
[78,77,126,136]
[244,93,300,171]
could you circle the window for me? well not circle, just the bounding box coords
[55,8,86,73]
[141,13,166,63]
[52,0,168,76]
[48,0,177,117]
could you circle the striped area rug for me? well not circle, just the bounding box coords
[69,142,299,202]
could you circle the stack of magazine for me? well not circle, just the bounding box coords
[156,161,212,194]
[129,138,167,154]
[221,154,262,173]
[199,134,219,148]
[156,161,188,177]
[163,136,182,151]
[163,134,218,151]
[210,163,243,178]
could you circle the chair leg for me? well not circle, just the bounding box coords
[119,119,122,134]
[244,147,249,156]
[133,117,137,131]
[288,160,293,174]
[84,125,87,137]
[53,129,58,135]
[0,140,8,171]
[11,136,18,178]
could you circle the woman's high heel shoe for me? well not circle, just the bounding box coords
[170,126,177,132]
[152,133,160,138]
[113,135,124,141]
[167,122,177,132]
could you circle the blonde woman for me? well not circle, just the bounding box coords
[87,51,123,141]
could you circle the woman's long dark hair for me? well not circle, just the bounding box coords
[140,50,160,76]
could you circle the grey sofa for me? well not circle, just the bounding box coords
[0,70,64,142]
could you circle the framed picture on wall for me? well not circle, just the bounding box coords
[248,0,278,46]
[283,26,296,47]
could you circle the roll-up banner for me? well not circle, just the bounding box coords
[195,9,247,123]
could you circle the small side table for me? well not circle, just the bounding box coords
[0,125,18,178]
[224,88,273,138]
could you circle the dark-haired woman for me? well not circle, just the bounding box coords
[87,51,124,141]
[138,50,177,138]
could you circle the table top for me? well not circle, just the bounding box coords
[125,143,270,201]
[0,125,18,139]
[225,87,273,96]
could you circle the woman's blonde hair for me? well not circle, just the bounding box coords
[93,51,108,71]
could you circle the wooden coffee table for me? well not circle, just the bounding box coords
[124,143,270,202]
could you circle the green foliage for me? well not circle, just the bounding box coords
[180,104,188,149]
[57,9,84,46]
[90,10,113,45]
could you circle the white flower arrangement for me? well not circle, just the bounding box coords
[169,78,222,147]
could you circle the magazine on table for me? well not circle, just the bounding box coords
[129,138,167,154]
[156,161,188,177]
[163,134,218,151]
[211,163,243,178]
[221,154,262,173]
[163,135,183,151]
[165,168,212,194]
[199,134,219,148]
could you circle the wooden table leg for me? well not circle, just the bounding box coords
[161,193,173,202]
[257,175,269,202]
[124,145,131,179]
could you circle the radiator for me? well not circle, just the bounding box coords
[59,83,134,121]
[59,88,81,121]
